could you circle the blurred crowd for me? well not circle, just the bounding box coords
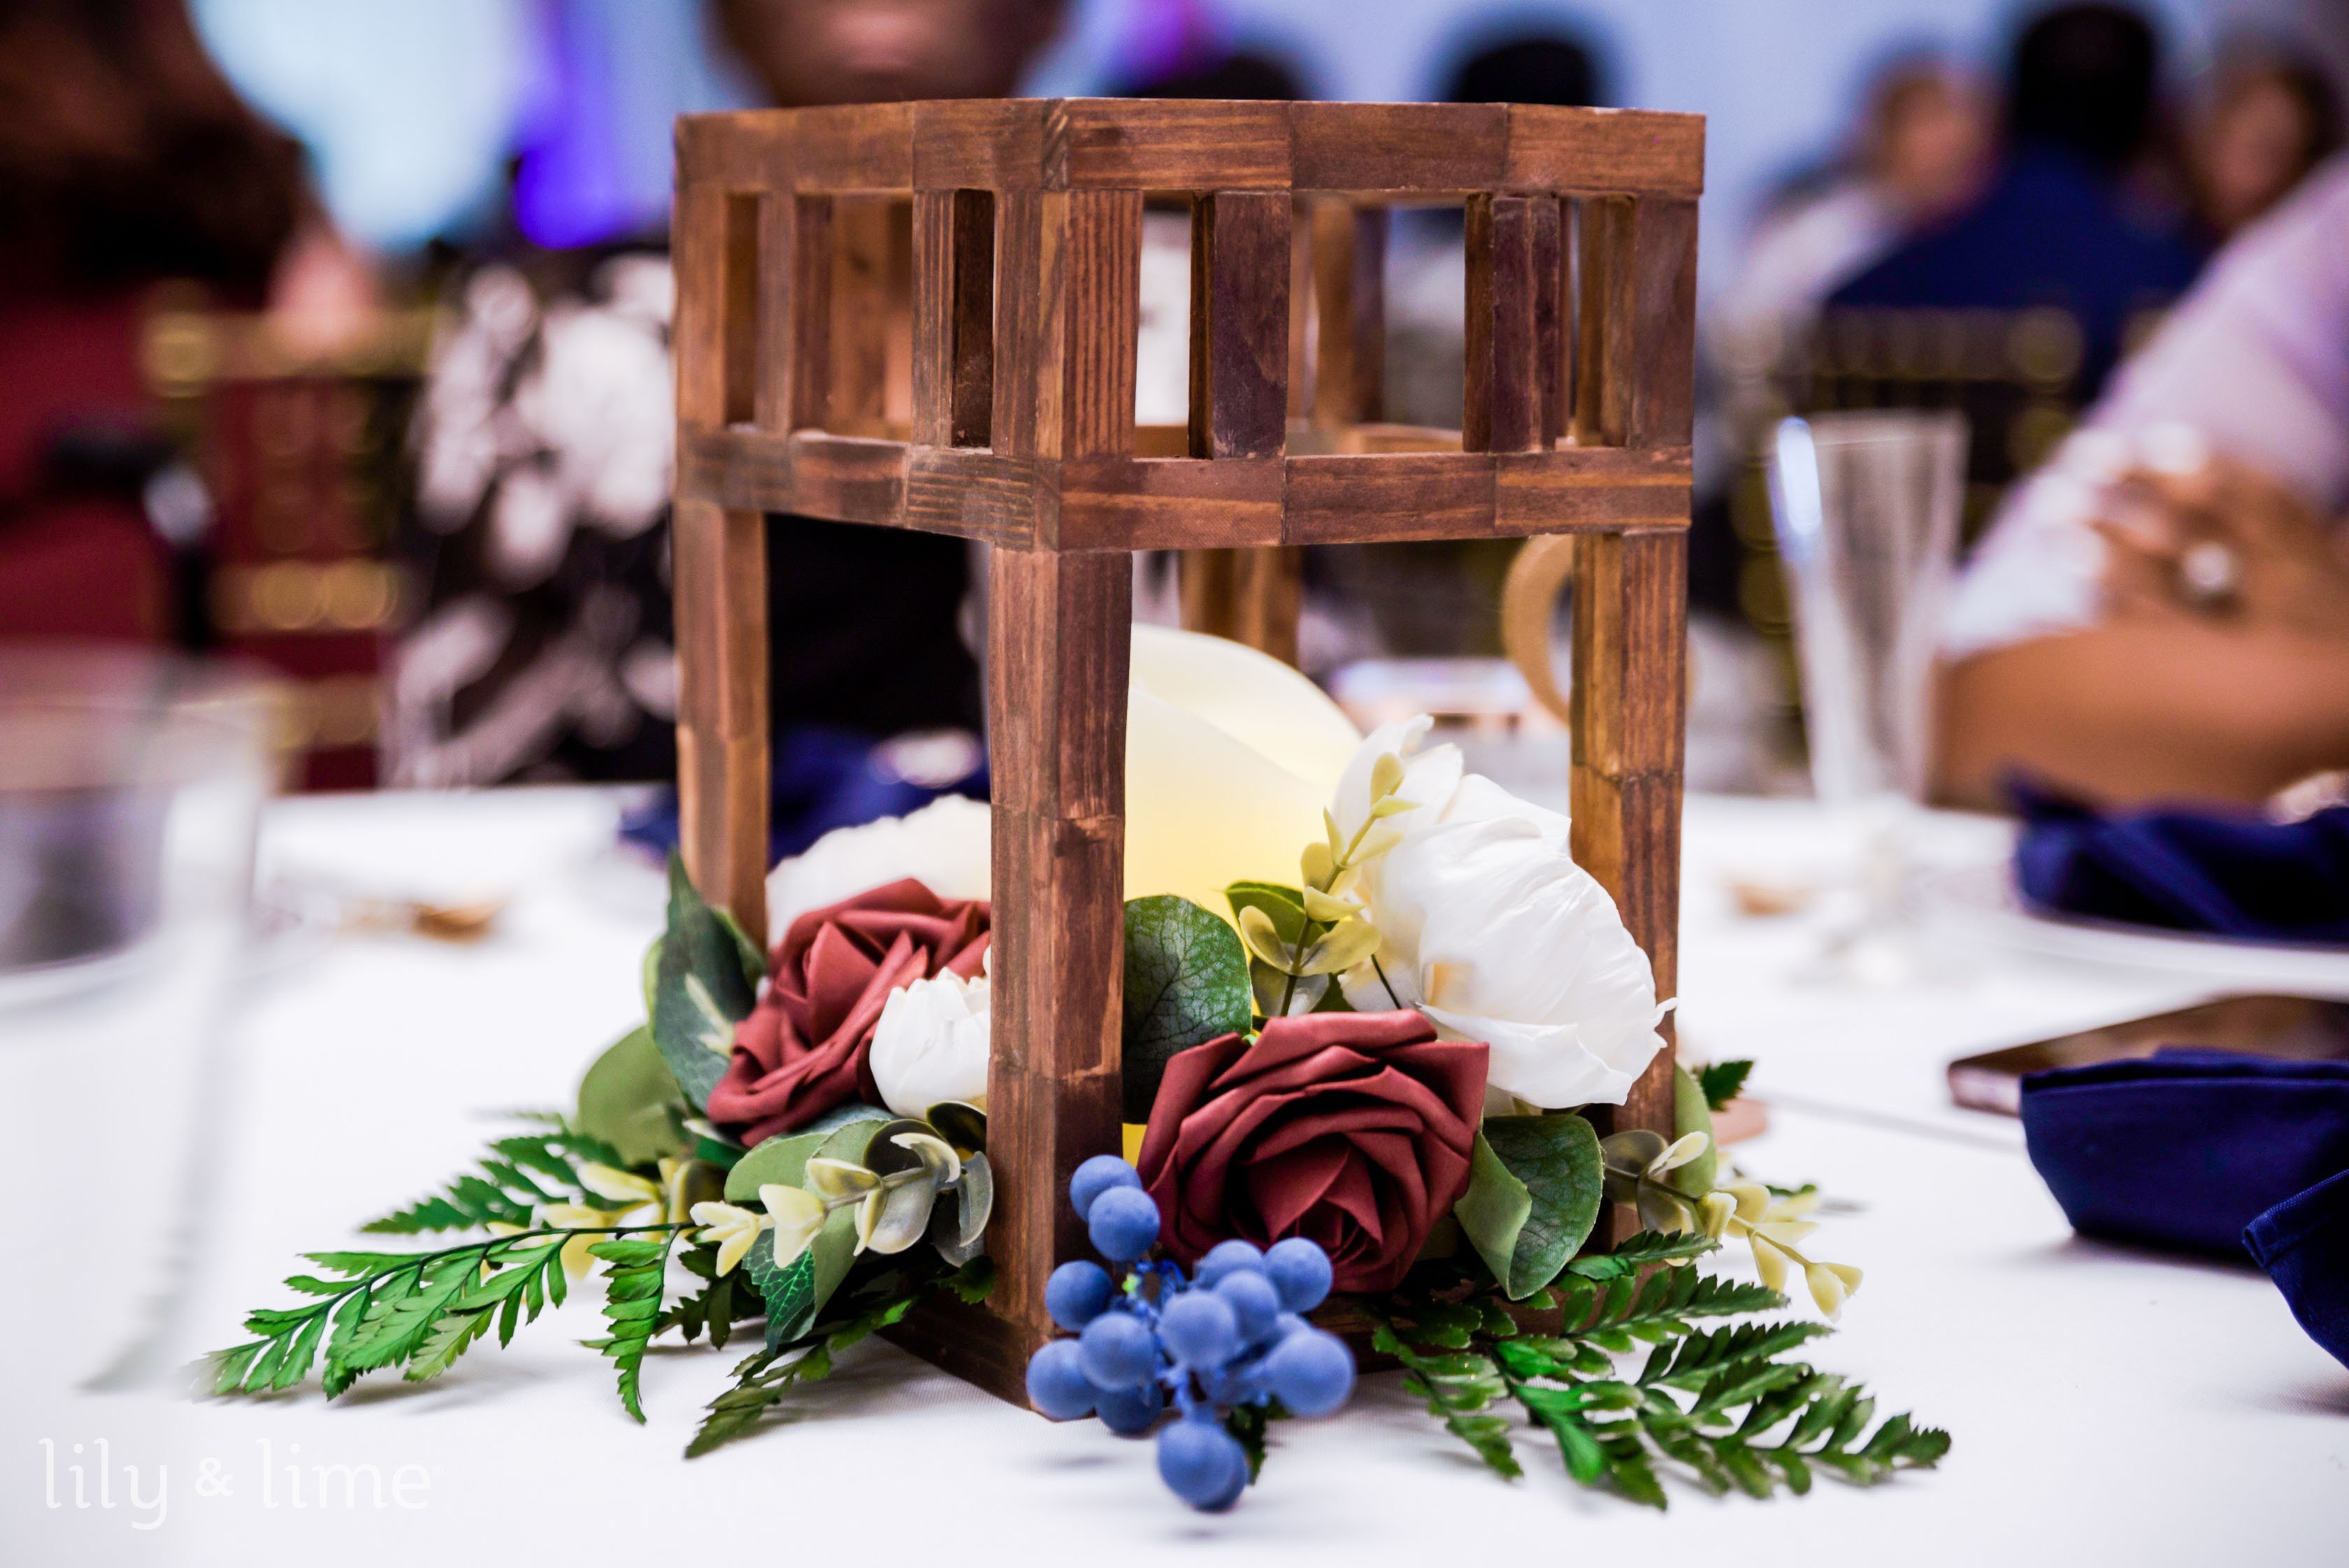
[1,0,2345,819]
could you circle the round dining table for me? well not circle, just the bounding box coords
[6,786,2341,1566]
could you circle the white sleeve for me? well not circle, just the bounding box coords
[1943,154,2349,659]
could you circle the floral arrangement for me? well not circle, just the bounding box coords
[213,628,1945,1511]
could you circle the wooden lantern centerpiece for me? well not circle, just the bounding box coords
[670,98,1703,1404]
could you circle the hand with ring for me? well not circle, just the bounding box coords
[2089,446,2349,637]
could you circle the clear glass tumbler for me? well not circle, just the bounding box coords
[1766,411,1967,980]
[0,646,285,1389]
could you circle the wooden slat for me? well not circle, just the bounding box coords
[993,189,1065,459]
[1569,526,1686,1197]
[1061,189,1141,459]
[1494,446,1690,533]
[753,193,796,429]
[1504,106,1706,198]
[1291,101,1508,192]
[1464,193,1547,454]
[672,181,727,428]
[1626,198,1700,449]
[1047,99,1291,190]
[677,426,1688,551]
[788,103,914,192]
[721,195,761,424]
[1286,198,1312,420]
[788,431,907,525]
[912,189,995,447]
[1189,192,1290,459]
[672,501,771,952]
[675,111,788,191]
[912,99,1047,192]
[679,425,795,514]
[1309,200,1384,429]
[985,547,1131,1342]
[1058,455,1283,549]
[788,195,834,431]
[1534,195,1567,449]
[905,447,1046,545]
[672,150,770,949]
[1571,196,1633,447]
[827,196,896,436]
[1285,452,1493,542]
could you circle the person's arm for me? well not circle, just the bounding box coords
[1937,621,2349,807]
[1937,459,2349,807]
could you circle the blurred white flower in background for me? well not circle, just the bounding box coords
[1333,716,1669,1110]
[766,794,993,930]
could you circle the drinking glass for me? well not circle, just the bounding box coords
[0,647,284,1388]
[1766,411,1967,981]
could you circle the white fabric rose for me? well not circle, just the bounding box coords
[766,793,993,930]
[868,966,991,1118]
[1335,717,1669,1109]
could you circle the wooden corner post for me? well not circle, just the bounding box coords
[673,99,1704,1403]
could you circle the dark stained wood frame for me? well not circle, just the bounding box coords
[673,98,1702,1405]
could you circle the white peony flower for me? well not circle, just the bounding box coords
[868,966,991,1118]
[766,793,992,930]
[1335,716,1669,1109]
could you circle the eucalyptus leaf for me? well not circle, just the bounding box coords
[575,1026,687,1166]
[1121,895,1252,1121]
[1670,1065,1719,1198]
[724,1112,891,1203]
[923,1101,987,1154]
[796,1102,895,1141]
[725,1131,830,1203]
[1226,882,1307,944]
[1457,1114,1604,1300]
[651,854,763,1112]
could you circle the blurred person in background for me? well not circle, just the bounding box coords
[1934,149,2349,809]
[2183,41,2341,243]
[1827,2,2206,403]
[0,0,373,645]
[1711,57,1992,365]
[391,0,1066,803]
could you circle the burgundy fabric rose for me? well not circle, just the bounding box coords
[1135,1011,1488,1294]
[707,879,989,1145]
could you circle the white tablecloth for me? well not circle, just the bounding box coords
[6,789,2342,1566]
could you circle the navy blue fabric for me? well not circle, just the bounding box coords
[2246,1165,2349,1371]
[2011,781,2349,946]
[2019,1049,2349,1258]
[619,724,986,865]
[1829,148,2204,397]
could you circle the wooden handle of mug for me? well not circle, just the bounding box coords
[1500,535,1576,724]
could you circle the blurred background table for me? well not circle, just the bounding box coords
[6,785,2341,1566]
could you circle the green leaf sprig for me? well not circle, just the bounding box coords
[1697,1059,1755,1112]
[1367,1235,1947,1509]
[208,1221,688,1404]
[361,1123,627,1235]
[1235,751,1416,1019]
[686,1258,996,1458]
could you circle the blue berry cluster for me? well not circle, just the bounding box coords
[1024,1155,1356,1512]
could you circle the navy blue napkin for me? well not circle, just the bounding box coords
[620,724,986,865]
[2246,1166,2349,1371]
[2009,780,2349,945]
[2019,1049,2349,1258]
